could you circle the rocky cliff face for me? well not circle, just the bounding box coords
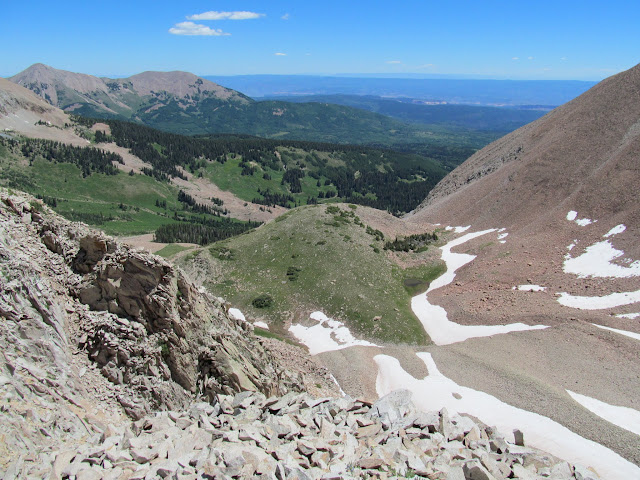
[0,189,299,471]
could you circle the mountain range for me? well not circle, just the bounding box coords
[1,59,640,478]
[7,64,534,160]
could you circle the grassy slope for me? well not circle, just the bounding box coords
[177,204,445,345]
[0,144,229,236]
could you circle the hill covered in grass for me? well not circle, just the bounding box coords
[0,136,259,239]
[176,204,446,345]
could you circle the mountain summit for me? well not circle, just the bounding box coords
[9,63,251,120]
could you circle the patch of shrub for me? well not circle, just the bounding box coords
[286,266,301,281]
[325,205,340,214]
[252,294,273,309]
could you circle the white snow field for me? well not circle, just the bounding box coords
[567,390,640,437]
[563,239,640,278]
[288,311,379,355]
[558,221,640,310]
[412,229,547,345]
[374,353,640,480]
[615,312,640,319]
[557,289,640,310]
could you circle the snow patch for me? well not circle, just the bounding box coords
[497,232,508,240]
[615,312,640,319]
[566,210,595,226]
[592,323,640,341]
[575,218,594,226]
[567,390,640,437]
[374,352,640,480]
[557,290,640,310]
[563,240,640,278]
[515,285,547,292]
[253,321,269,330]
[288,311,379,355]
[567,242,577,251]
[228,308,245,321]
[604,224,626,238]
[412,229,547,345]
[444,225,470,233]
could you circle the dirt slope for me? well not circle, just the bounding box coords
[410,63,640,256]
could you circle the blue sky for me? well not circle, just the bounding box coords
[2,1,638,79]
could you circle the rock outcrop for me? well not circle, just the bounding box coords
[0,189,299,472]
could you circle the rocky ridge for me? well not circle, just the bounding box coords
[0,189,300,473]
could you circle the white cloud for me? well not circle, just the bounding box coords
[188,11,265,21]
[560,56,567,61]
[528,56,534,60]
[417,63,434,69]
[275,52,287,56]
[281,13,290,20]
[169,22,230,36]
[387,60,402,64]
[512,57,519,60]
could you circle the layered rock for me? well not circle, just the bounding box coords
[0,190,299,472]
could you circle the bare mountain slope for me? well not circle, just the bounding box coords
[406,62,640,329]
[410,62,640,254]
[395,64,640,471]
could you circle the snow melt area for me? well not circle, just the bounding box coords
[557,289,640,310]
[567,390,640,437]
[592,323,640,342]
[616,312,640,319]
[563,239,640,278]
[566,210,595,226]
[514,285,547,292]
[374,352,640,480]
[229,308,270,330]
[228,308,245,321]
[558,223,640,310]
[412,229,547,345]
[288,311,379,355]
[604,224,626,237]
[444,225,470,233]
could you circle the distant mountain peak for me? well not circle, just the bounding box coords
[9,64,251,115]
